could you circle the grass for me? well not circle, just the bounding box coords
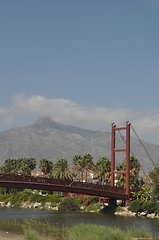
[0,220,158,240]
[68,224,126,240]
[23,228,42,240]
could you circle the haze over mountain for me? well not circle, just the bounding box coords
[0,117,158,174]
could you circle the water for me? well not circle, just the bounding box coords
[0,208,159,234]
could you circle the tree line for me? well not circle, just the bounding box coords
[0,154,158,205]
[0,154,148,189]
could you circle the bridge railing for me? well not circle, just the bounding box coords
[68,180,126,194]
[0,174,126,194]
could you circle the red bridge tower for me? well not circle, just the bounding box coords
[111,121,131,206]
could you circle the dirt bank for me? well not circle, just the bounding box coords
[0,230,24,240]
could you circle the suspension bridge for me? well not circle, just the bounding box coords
[0,122,155,206]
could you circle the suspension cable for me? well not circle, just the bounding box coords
[117,127,155,185]
[131,125,156,167]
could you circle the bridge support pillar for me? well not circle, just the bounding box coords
[108,198,117,206]
[125,199,129,206]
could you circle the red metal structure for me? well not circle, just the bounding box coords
[111,121,131,205]
[0,174,127,200]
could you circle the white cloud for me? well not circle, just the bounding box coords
[1,94,159,144]
[133,113,159,135]
[11,94,134,127]
[0,108,8,115]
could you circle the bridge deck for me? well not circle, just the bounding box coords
[0,174,128,200]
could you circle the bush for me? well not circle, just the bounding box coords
[45,193,62,205]
[128,200,144,213]
[154,203,159,215]
[0,194,10,201]
[129,200,159,214]
[83,196,99,206]
[84,203,102,212]
[143,201,155,214]
[58,197,81,211]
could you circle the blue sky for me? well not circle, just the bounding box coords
[0,0,159,144]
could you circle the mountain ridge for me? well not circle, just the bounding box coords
[0,117,158,173]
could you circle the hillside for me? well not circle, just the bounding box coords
[0,117,158,173]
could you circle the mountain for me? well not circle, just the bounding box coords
[0,117,158,173]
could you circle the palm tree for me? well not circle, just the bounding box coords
[3,158,17,174]
[73,154,83,180]
[16,158,36,176]
[18,158,36,175]
[2,158,36,176]
[94,156,111,184]
[73,154,94,182]
[116,156,141,190]
[51,158,74,180]
[23,158,36,171]
[83,153,94,181]
[39,159,53,176]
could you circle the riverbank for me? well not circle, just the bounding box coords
[1,200,159,219]
[0,230,23,240]
[115,206,159,219]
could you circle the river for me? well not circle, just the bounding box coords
[0,208,159,235]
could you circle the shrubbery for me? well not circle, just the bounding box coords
[129,199,159,214]
[84,203,101,212]
[45,192,62,205]
[129,200,144,212]
[58,197,82,211]
[142,201,155,214]
[0,190,63,208]
[0,190,102,212]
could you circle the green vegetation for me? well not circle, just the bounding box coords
[149,164,159,203]
[45,192,62,207]
[67,224,157,240]
[0,154,143,188]
[0,190,63,209]
[0,220,158,240]
[93,157,110,185]
[116,156,143,190]
[51,158,74,180]
[24,228,42,240]
[0,157,36,176]
[0,189,106,212]
[128,164,159,215]
[129,199,159,215]
[84,203,101,212]
[73,154,94,182]
[39,159,53,177]
[58,197,82,211]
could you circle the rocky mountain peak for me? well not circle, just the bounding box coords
[31,116,96,136]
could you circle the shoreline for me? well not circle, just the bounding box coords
[115,206,159,219]
[1,201,159,219]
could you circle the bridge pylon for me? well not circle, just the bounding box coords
[110,121,131,206]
